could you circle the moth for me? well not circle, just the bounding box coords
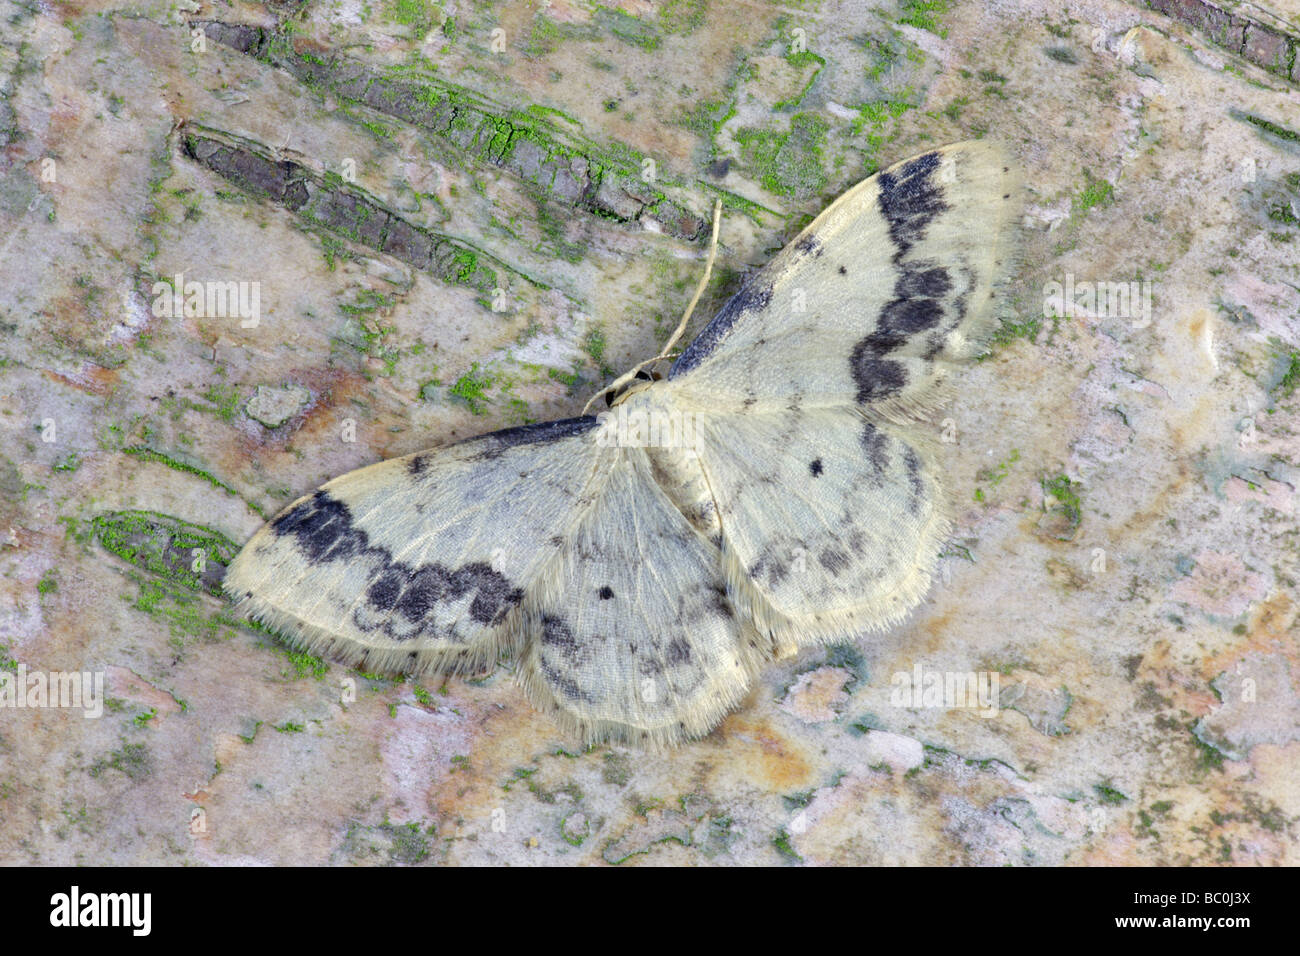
[225,141,1023,747]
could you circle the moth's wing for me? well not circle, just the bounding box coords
[668,140,1022,417]
[658,142,1021,650]
[223,417,607,676]
[688,404,948,654]
[518,445,756,747]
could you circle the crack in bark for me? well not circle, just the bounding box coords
[192,20,707,240]
[181,124,510,294]
[1145,0,1300,84]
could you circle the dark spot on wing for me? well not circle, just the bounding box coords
[849,349,907,403]
[851,258,954,379]
[463,416,601,461]
[408,454,428,476]
[809,458,824,477]
[540,659,590,702]
[366,569,405,609]
[361,560,522,636]
[750,553,791,589]
[598,585,614,600]
[838,265,847,275]
[849,258,953,400]
[707,584,731,617]
[271,491,364,563]
[540,614,579,657]
[666,637,692,665]
[883,296,945,336]
[859,422,891,475]
[670,278,775,376]
[455,562,524,625]
[904,447,924,512]
[849,155,953,403]
[896,263,952,299]
[393,566,453,621]
[876,151,949,260]
[537,615,597,702]
[819,547,851,575]
[271,490,524,640]
[795,234,822,257]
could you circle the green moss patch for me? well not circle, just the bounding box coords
[734,112,830,199]
[93,510,238,597]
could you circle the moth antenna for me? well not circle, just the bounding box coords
[581,199,723,416]
[657,198,723,362]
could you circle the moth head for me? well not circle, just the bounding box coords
[605,368,661,408]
